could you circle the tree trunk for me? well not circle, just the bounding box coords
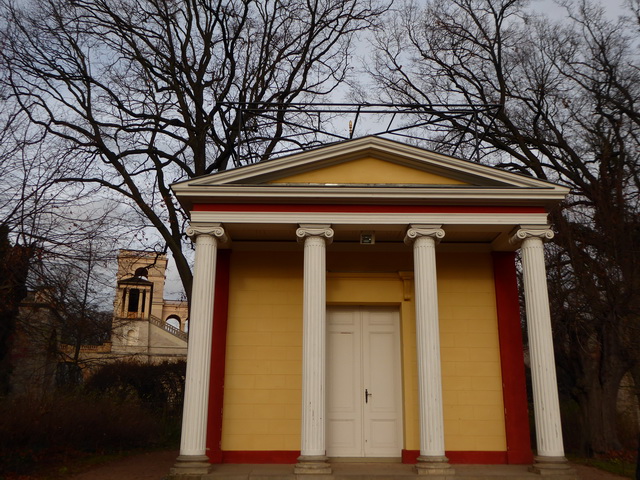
[576,355,627,454]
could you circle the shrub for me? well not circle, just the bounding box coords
[0,360,186,476]
[85,360,186,414]
[0,392,162,475]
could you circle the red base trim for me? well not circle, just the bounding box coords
[222,451,300,464]
[194,203,546,214]
[402,450,508,464]
[221,450,507,465]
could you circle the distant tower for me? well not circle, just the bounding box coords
[114,250,168,320]
[111,250,188,361]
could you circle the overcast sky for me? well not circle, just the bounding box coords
[530,0,628,18]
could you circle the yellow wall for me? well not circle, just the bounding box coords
[222,248,506,453]
[267,157,469,185]
[438,252,506,451]
[222,251,304,451]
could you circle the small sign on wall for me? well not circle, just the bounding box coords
[360,231,375,244]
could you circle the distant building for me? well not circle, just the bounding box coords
[9,250,188,395]
[110,250,188,362]
[9,289,59,395]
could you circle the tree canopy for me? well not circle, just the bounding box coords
[372,0,640,453]
[0,0,387,300]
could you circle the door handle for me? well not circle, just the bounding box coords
[365,389,372,403]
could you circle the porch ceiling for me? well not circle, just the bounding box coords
[221,223,514,249]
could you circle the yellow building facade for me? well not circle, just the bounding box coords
[170,137,572,477]
[221,248,506,456]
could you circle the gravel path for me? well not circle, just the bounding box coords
[69,450,177,480]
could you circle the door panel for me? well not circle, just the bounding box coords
[327,306,403,458]
[327,309,362,456]
[364,322,403,456]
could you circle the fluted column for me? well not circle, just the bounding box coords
[294,224,333,475]
[405,225,453,476]
[511,226,572,476]
[171,223,228,477]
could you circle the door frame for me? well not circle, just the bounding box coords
[326,305,404,459]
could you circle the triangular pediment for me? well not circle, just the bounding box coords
[266,156,469,185]
[172,137,569,209]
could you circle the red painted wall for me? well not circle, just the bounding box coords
[493,252,534,464]
[206,250,231,463]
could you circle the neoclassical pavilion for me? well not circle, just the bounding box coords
[168,137,573,478]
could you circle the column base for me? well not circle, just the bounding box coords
[293,455,332,475]
[529,456,577,478]
[168,454,211,479]
[415,455,455,476]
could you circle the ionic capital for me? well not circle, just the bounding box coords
[296,224,334,244]
[509,225,554,246]
[186,222,229,243]
[404,225,445,245]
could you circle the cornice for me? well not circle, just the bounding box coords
[174,186,568,213]
[191,210,549,226]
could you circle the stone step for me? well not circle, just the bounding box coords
[202,463,578,480]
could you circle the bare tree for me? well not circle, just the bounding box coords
[9,204,127,390]
[372,0,640,453]
[0,225,33,394]
[36,244,114,365]
[0,79,58,238]
[0,0,387,301]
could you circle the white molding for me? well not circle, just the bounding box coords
[191,210,549,226]
[174,185,568,203]
[173,137,568,191]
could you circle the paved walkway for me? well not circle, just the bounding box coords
[67,450,631,480]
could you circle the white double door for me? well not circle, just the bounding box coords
[326,306,403,458]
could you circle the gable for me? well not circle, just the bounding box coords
[171,137,570,210]
[267,156,469,185]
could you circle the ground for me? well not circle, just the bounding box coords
[64,450,631,480]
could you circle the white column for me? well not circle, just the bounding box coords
[511,227,571,475]
[171,223,227,477]
[405,225,453,476]
[137,289,144,316]
[122,288,128,316]
[294,224,333,475]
